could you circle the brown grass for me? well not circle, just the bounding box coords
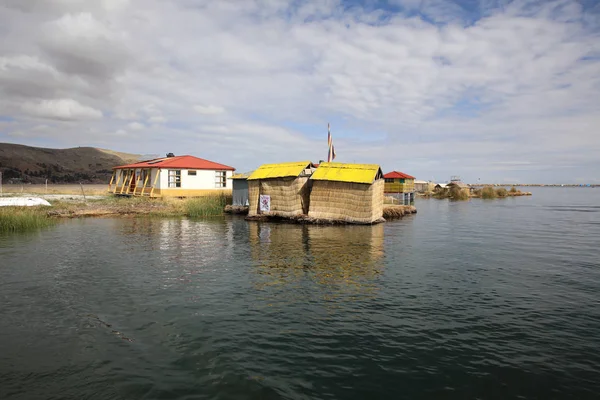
[496,188,508,197]
[383,205,417,219]
[45,194,232,218]
[481,186,497,199]
[433,186,469,200]
[1,184,109,196]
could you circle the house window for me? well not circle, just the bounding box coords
[215,170,227,188]
[188,170,197,176]
[400,178,405,183]
[141,169,150,185]
[168,170,181,188]
[385,178,394,183]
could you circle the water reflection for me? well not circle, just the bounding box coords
[107,218,386,299]
[249,222,385,298]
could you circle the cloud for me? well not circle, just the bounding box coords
[1,0,599,183]
[193,105,225,115]
[148,115,166,124]
[22,99,102,120]
[127,121,144,130]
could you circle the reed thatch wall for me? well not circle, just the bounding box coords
[247,177,310,217]
[308,179,384,223]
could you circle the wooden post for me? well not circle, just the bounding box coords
[133,170,140,196]
[150,169,160,198]
[121,169,132,194]
[126,170,134,195]
[140,169,149,196]
[80,182,87,202]
[108,172,115,193]
[114,171,122,193]
[119,170,128,194]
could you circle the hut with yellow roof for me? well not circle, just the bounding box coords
[308,162,384,224]
[247,161,316,218]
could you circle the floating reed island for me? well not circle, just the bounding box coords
[228,204,416,222]
[471,186,532,198]
[432,184,532,200]
[236,161,416,225]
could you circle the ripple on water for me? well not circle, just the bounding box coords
[1,190,600,399]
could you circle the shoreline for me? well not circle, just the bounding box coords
[227,204,417,225]
[2,197,417,223]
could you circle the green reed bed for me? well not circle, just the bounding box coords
[433,186,469,201]
[0,207,55,233]
[481,186,497,199]
[184,194,231,218]
[496,187,508,197]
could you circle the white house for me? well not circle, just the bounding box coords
[109,154,235,197]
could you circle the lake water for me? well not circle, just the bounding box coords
[1,188,599,399]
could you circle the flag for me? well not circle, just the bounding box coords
[327,123,336,162]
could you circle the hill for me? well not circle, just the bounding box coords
[0,143,145,184]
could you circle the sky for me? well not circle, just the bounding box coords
[0,0,599,184]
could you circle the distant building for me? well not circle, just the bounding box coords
[446,180,469,190]
[414,180,435,193]
[384,171,415,204]
[109,154,235,197]
[384,171,415,193]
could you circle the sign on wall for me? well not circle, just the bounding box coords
[259,195,271,213]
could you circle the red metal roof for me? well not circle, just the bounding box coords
[384,171,415,179]
[113,155,235,171]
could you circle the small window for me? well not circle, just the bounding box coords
[385,178,394,183]
[141,169,150,184]
[215,171,227,188]
[168,170,181,188]
[188,170,197,176]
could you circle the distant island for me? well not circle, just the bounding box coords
[469,184,598,187]
[0,143,145,184]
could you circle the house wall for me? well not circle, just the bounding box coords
[384,178,415,193]
[232,179,249,206]
[157,169,233,191]
[112,168,233,197]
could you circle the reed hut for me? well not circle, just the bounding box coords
[308,162,384,224]
[247,161,315,217]
[414,180,435,193]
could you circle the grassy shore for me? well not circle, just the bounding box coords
[0,208,56,233]
[1,184,108,196]
[0,194,233,233]
[45,194,232,218]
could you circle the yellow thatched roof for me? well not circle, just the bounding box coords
[311,162,383,184]
[248,161,313,180]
